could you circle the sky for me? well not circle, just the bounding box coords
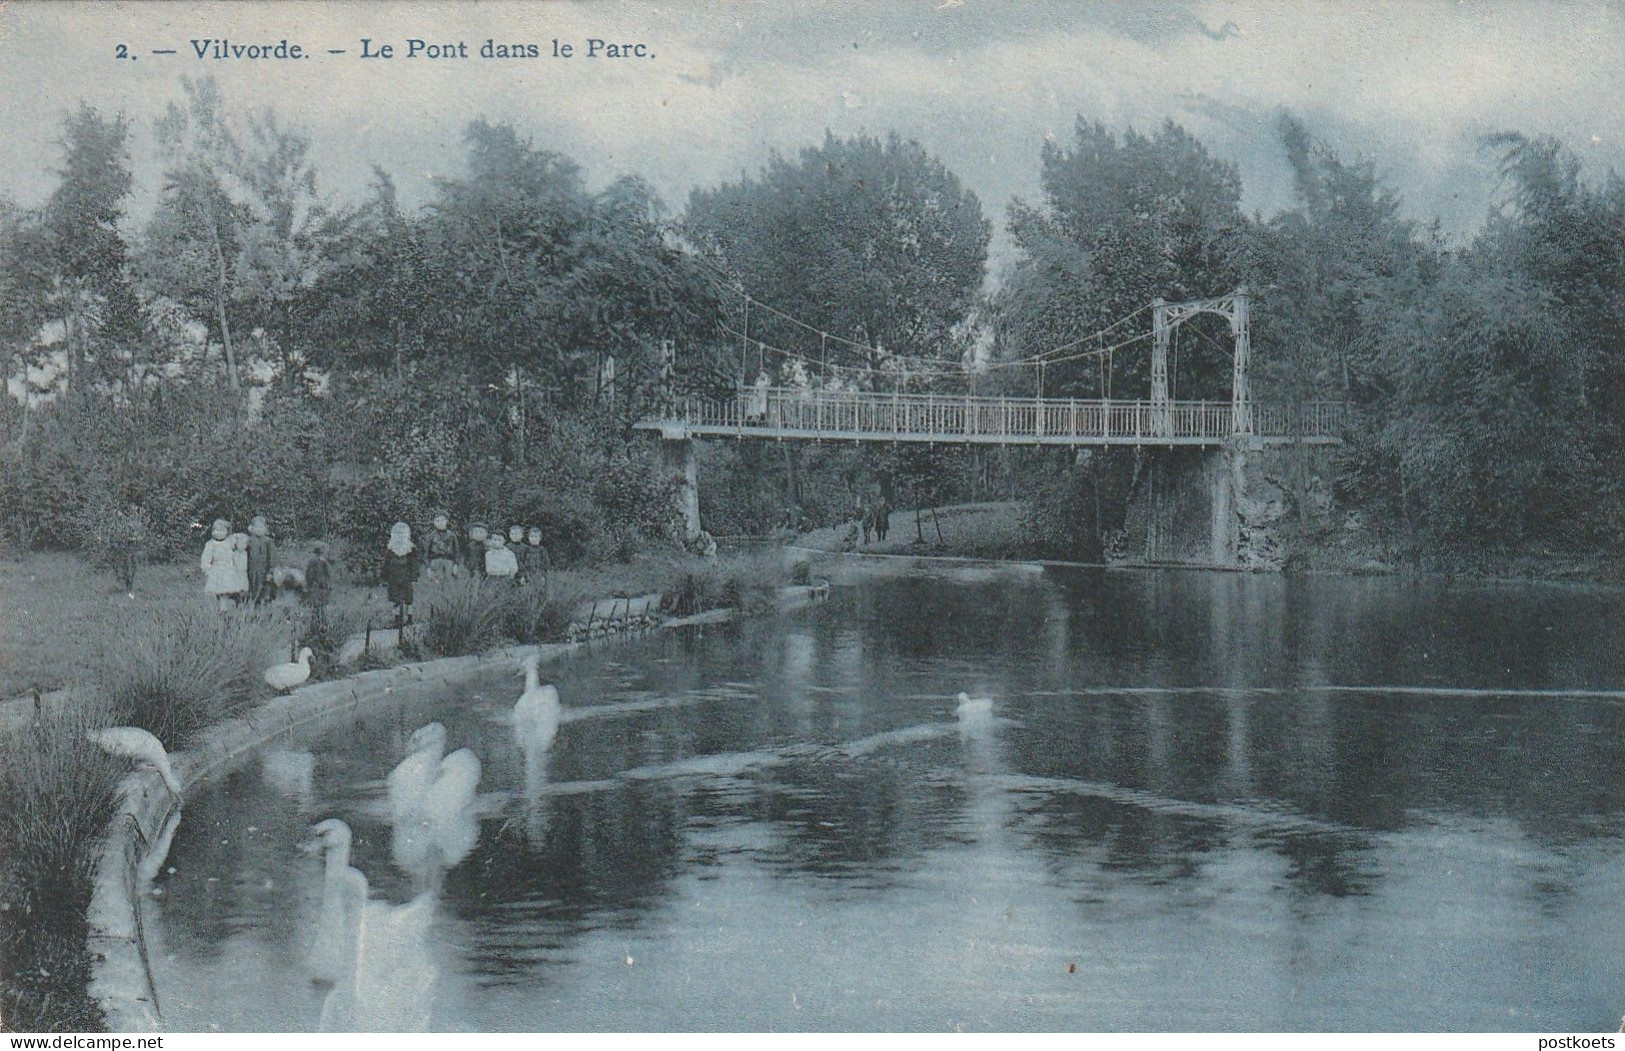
[2,0,1623,275]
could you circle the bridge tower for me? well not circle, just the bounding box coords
[1150,288,1252,438]
[1138,288,1253,565]
[654,338,702,541]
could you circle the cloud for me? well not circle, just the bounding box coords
[1,0,1621,264]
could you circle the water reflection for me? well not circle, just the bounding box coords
[150,570,1625,1030]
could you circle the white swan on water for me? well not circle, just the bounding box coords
[306,818,367,988]
[956,692,994,724]
[90,727,184,797]
[386,724,482,882]
[511,655,562,841]
[513,653,562,754]
[420,748,481,868]
[305,819,436,1032]
[386,723,446,824]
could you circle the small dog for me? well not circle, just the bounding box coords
[264,565,306,602]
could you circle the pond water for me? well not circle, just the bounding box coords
[146,566,1625,1032]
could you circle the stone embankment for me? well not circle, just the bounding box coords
[85,582,829,1031]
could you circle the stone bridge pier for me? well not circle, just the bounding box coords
[1122,440,1335,568]
[659,435,701,541]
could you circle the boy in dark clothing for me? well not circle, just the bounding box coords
[304,542,332,607]
[383,522,418,628]
[424,511,462,579]
[465,523,489,578]
[521,526,549,583]
[246,515,275,604]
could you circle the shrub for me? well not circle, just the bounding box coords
[501,582,582,645]
[93,607,280,746]
[719,550,790,612]
[297,596,376,677]
[660,551,788,616]
[71,491,148,592]
[416,578,509,658]
[0,703,122,1031]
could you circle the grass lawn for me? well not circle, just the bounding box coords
[0,547,399,698]
[797,501,1028,560]
[0,546,794,700]
[1,553,201,698]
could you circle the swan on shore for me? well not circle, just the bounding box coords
[265,647,314,692]
[90,726,184,797]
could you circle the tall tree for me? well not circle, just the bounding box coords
[998,119,1251,401]
[34,105,142,395]
[419,119,593,385]
[141,77,344,391]
[142,77,247,390]
[685,131,990,379]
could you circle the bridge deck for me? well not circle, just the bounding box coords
[636,388,1347,446]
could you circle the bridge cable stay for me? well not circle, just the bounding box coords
[688,254,1163,390]
[708,318,1152,382]
[689,257,1154,377]
[689,247,1167,377]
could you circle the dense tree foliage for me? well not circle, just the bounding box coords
[996,116,1624,559]
[0,77,1619,567]
[686,131,990,376]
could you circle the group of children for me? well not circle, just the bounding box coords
[200,516,283,611]
[381,513,552,626]
[199,510,546,626]
[843,496,892,550]
[200,516,333,612]
[417,512,551,583]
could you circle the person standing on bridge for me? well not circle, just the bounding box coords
[748,370,770,421]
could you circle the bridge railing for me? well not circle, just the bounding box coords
[660,388,1348,441]
[1252,400,1350,438]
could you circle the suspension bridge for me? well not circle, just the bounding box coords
[635,288,1350,448]
[636,287,1349,564]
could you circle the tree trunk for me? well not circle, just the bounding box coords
[515,366,527,466]
[207,212,240,392]
[61,308,76,395]
[783,444,802,508]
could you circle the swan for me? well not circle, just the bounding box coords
[386,723,446,825]
[90,726,183,798]
[305,819,438,1032]
[420,748,482,871]
[346,892,437,1032]
[513,653,561,754]
[305,818,367,989]
[956,692,994,722]
[388,726,483,882]
[265,647,314,692]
